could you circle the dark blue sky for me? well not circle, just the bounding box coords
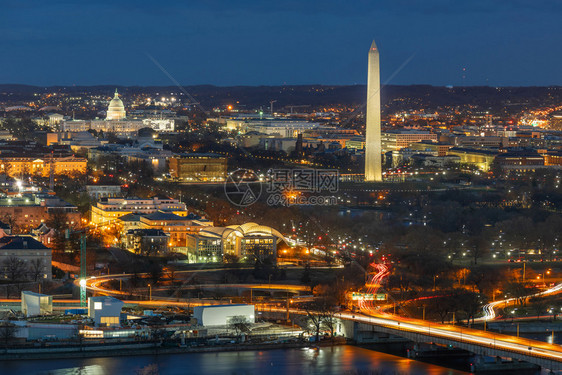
[1,0,561,87]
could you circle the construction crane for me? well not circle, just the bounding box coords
[287,105,310,114]
[66,218,121,307]
[65,229,87,306]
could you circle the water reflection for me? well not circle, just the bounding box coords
[3,346,469,375]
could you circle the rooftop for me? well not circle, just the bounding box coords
[0,236,49,250]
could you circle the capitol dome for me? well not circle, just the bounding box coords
[105,89,126,120]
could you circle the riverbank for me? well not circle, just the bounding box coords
[0,339,345,361]
[0,344,470,375]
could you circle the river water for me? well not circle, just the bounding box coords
[0,346,468,375]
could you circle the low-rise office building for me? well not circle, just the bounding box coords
[168,154,227,182]
[495,150,545,171]
[88,296,124,327]
[0,156,87,178]
[90,196,187,226]
[0,236,52,280]
[381,130,437,152]
[0,194,79,233]
[124,228,169,255]
[86,185,122,200]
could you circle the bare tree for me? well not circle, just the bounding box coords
[28,258,44,282]
[3,256,27,283]
[0,322,17,348]
[228,315,251,337]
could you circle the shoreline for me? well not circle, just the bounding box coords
[0,340,344,361]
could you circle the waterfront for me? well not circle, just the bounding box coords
[1,346,468,375]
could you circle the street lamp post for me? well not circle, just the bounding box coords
[433,275,438,292]
[148,283,152,301]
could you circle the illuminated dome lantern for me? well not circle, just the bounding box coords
[105,89,126,120]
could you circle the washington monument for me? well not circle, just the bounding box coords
[365,40,382,182]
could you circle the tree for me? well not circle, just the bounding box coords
[45,210,71,255]
[467,265,506,295]
[458,291,484,325]
[301,263,312,285]
[3,256,26,283]
[148,261,163,286]
[138,127,157,138]
[28,258,45,282]
[0,322,17,348]
[505,281,534,307]
[223,253,240,264]
[467,229,492,265]
[427,294,455,324]
[529,296,549,319]
[544,295,562,321]
[228,315,251,337]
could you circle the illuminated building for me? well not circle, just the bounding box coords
[381,130,438,152]
[105,89,126,120]
[87,296,123,327]
[60,90,174,135]
[168,154,227,182]
[226,118,318,137]
[447,147,499,171]
[543,151,562,166]
[124,228,169,255]
[454,136,508,149]
[0,194,79,233]
[90,196,187,226]
[185,222,286,263]
[0,156,87,178]
[495,150,545,171]
[365,40,382,182]
[135,211,212,248]
[86,185,122,200]
[408,141,454,156]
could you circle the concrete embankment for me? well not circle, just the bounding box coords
[488,321,562,333]
[0,341,340,361]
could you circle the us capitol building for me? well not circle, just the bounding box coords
[60,89,175,135]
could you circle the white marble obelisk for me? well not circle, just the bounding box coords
[365,40,382,182]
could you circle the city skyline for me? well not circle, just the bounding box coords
[1,1,562,87]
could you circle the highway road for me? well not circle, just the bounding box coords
[262,304,562,366]
[76,267,562,367]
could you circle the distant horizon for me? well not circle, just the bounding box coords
[1,82,561,90]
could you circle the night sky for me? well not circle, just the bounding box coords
[2,0,561,87]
